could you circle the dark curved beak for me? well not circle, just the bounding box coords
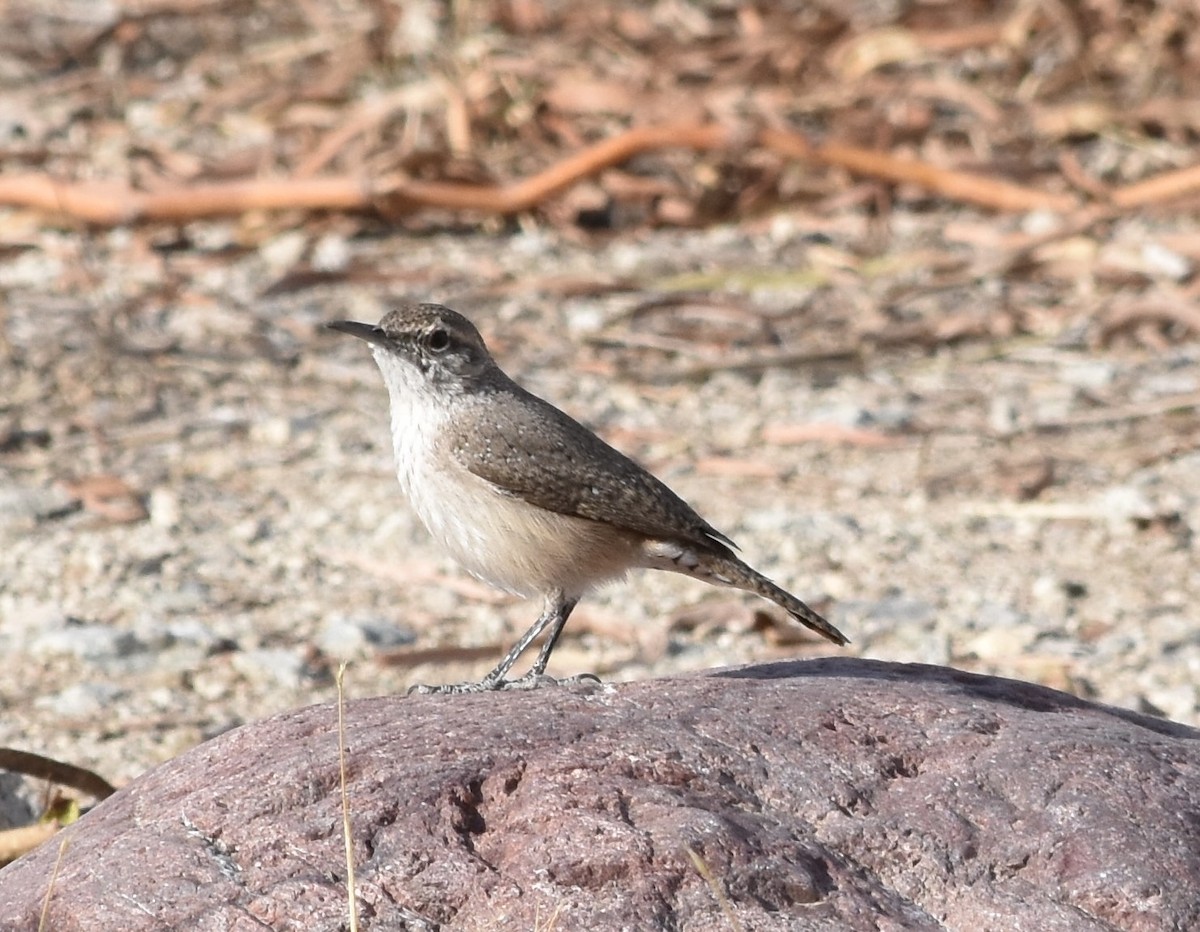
[327,320,387,346]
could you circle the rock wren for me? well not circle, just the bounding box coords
[329,303,848,693]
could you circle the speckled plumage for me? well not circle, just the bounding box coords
[328,303,847,691]
[450,385,737,556]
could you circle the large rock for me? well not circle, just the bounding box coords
[1,659,1197,931]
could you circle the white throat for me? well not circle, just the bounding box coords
[371,347,449,501]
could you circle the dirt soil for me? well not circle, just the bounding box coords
[0,0,1197,796]
[3,223,1197,790]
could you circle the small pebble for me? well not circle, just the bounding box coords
[318,614,416,660]
[231,648,307,689]
[35,682,127,717]
[30,623,143,663]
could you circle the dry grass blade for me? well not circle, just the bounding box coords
[335,663,359,932]
[685,846,744,932]
[36,836,69,932]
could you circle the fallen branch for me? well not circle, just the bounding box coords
[384,122,733,214]
[759,127,1080,213]
[0,120,1103,226]
[1110,163,1200,209]
[0,748,116,801]
[0,174,390,225]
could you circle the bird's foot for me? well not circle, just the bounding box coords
[406,671,602,695]
[495,671,603,691]
[406,680,491,696]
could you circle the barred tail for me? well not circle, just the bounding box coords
[738,563,849,646]
[643,542,849,646]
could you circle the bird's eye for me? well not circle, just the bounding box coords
[426,328,451,352]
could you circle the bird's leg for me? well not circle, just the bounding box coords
[526,594,578,677]
[485,594,588,690]
[408,593,595,695]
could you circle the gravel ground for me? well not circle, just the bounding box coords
[2,218,1198,791]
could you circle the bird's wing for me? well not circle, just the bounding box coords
[450,386,737,555]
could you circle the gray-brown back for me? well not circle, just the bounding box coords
[449,379,737,557]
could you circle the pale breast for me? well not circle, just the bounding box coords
[407,458,643,599]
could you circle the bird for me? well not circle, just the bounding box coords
[328,303,847,693]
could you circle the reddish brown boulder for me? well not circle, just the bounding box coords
[1,659,1197,931]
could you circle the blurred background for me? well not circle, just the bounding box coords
[0,0,1197,792]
